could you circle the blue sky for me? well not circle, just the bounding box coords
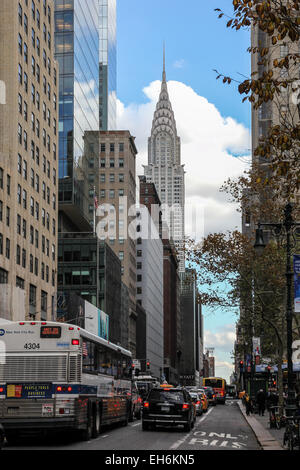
[117,0,251,128]
[117,0,251,381]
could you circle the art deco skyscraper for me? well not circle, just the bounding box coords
[144,51,185,271]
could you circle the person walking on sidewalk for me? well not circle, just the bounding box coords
[256,389,266,416]
[245,393,253,416]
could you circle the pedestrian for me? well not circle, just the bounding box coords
[256,389,266,416]
[245,393,253,416]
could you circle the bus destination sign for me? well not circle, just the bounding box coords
[40,326,61,339]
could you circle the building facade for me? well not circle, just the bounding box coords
[57,232,125,346]
[179,269,203,387]
[99,0,117,131]
[144,53,185,272]
[54,0,99,231]
[163,239,181,384]
[84,130,138,356]
[136,178,164,380]
[0,0,59,321]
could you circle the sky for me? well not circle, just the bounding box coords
[116,0,251,382]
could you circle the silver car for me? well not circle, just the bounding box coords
[189,392,203,416]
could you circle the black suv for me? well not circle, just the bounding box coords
[142,387,194,431]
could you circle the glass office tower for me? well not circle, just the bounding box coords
[99,0,117,130]
[54,0,99,227]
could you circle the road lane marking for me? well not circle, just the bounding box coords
[169,406,214,450]
[132,423,141,427]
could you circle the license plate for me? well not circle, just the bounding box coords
[42,404,53,416]
[7,407,19,415]
[161,406,170,412]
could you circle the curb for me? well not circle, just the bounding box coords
[237,400,285,451]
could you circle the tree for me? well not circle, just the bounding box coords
[215,0,300,199]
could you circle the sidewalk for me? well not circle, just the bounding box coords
[238,400,286,450]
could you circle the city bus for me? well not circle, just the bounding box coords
[203,377,227,404]
[0,321,133,442]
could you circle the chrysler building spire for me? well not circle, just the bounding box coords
[163,42,166,83]
[144,52,186,272]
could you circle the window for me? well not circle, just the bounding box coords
[17,214,21,234]
[5,238,10,259]
[110,158,115,168]
[0,201,2,222]
[0,268,8,284]
[119,158,124,168]
[16,277,25,290]
[29,284,36,316]
[6,207,10,227]
[119,142,124,152]
[16,246,21,265]
[119,251,124,261]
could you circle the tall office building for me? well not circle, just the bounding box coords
[137,177,164,380]
[0,0,59,321]
[54,0,99,232]
[83,130,138,355]
[144,51,185,272]
[99,0,117,131]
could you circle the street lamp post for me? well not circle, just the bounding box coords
[254,202,299,416]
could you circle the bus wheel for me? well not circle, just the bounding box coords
[82,407,93,441]
[92,405,101,438]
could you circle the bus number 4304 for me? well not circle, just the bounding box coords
[24,343,40,350]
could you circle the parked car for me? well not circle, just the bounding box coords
[198,390,209,412]
[189,391,203,416]
[142,387,195,432]
[202,386,217,406]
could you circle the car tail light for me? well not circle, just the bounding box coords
[67,386,72,392]
[19,322,25,325]
[72,339,79,345]
[143,402,149,408]
[0,387,4,393]
[182,403,189,410]
[196,401,201,405]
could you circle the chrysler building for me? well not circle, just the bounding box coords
[144,50,185,271]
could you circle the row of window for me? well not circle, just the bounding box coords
[18,92,57,137]
[100,157,124,169]
[99,143,124,153]
[18,65,56,116]
[16,244,55,286]
[17,185,56,236]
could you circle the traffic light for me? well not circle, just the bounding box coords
[146,360,150,370]
[239,360,244,369]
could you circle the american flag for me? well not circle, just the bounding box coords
[94,189,99,210]
[82,342,88,357]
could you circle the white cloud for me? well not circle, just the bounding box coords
[117,79,250,237]
[204,325,236,353]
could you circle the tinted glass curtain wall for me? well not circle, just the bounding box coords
[99,0,116,130]
[54,0,99,199]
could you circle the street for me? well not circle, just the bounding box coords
[4,399,261,451]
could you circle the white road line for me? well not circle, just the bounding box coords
[132,423,141,427]
[169,406,214,450]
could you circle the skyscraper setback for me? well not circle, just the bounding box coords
[144,51,185,272]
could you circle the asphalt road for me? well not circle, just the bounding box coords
[4,399,261,451]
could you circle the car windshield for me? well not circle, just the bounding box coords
[149,390,184,403]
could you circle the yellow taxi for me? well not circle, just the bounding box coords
[199,391,209,412]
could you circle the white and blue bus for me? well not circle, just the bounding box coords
[0,321,132,442]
